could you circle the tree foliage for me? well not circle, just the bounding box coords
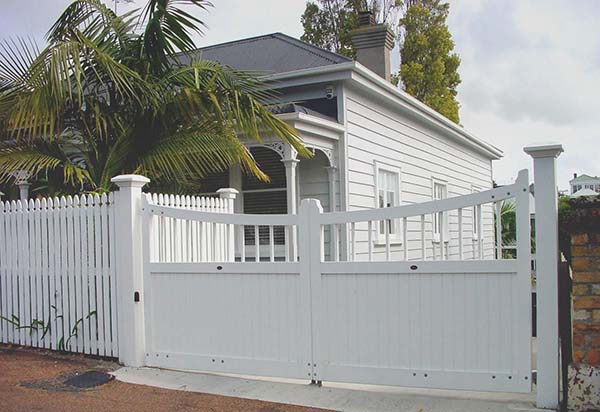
[0,0,308,195]
[300,0,462,123]
[300,0,403,58]
[399,0,461,123]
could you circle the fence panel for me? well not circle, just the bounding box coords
[311,169,532,392]
[0,194,117,357]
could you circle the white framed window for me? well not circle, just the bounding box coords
[472,186,481,240]
[432,179,448,242]
[374,162,402,243]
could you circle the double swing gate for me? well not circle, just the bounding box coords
[141,170,533,393]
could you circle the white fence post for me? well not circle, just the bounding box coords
[111,174,150,367]
[298,198,324,381]
[524,143,564,409]
[217,188,238,262]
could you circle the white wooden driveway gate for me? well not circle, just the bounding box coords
[135,169,532,393]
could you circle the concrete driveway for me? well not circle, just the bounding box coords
[114,366,546,412]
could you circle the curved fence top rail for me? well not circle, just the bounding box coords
[319,169,529,225]
[144,202,300,226]
[142,169,528,227]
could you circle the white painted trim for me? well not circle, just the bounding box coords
[431,177,449,243]
[146,204,300,226]
[373,160,403,244]
[321,259,517,274]
[471,185,481,240]
[276,112,346,136]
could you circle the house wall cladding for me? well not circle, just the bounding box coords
[344,86,495,261]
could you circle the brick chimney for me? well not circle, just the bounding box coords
[350,10,395,82]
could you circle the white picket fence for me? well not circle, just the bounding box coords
[0,194,118,356]
[0,189,233,357]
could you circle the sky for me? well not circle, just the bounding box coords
[1,0,599,190]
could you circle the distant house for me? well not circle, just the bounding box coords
[570,173,600,196]
[185,19,502,260]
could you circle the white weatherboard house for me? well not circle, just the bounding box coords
[186,24,502,261]
[570,173,600,196]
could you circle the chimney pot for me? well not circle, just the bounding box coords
[574,173,578,179]
[358,10,375,26]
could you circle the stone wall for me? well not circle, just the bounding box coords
[566,201,600,411]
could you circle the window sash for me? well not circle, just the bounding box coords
[472,188,480,238]
[376,168,401,239]
[432,182,447,240]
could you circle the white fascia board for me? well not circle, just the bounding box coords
[264,61,502,160]
[276,112,344,141]
[264,63,354,89]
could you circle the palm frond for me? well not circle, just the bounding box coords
[2,32,158,140]
[140,0,212,73]
[0,139,92,188]
[135,121,268,186]
[166,59,310,158]
[47,0,137,46]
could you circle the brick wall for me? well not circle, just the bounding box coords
[571,232,600,367]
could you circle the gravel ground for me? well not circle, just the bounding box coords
[0,345,332,412]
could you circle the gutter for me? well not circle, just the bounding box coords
[275,112,346,134]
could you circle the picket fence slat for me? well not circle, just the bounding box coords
[0,203,6,344]
[0,193,117,357]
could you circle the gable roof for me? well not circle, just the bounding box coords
[570,174,600,183]
[179,33,351,74]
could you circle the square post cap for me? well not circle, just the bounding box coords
[111,174,150,188]
[217,188,239,199]
[523,143,564,159]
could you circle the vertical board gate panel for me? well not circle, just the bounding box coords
[141,171,532,393]
[142,195,313,380]
[308,170,532,393]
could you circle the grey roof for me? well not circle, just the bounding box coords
[178,33,351,75]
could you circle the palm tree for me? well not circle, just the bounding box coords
[0,0,307,195]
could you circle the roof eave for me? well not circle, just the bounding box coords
[264,62,503,160]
